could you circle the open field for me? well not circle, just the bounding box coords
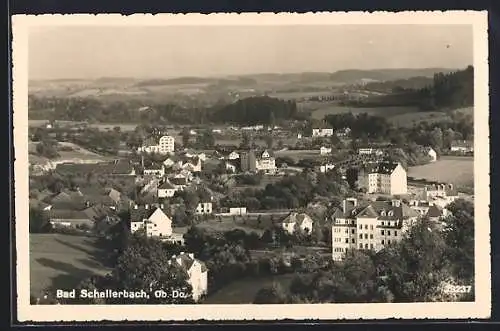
[204,274,297,304]
[29,141,111,163]
[408,156,474,187]
[196,218,266,236]
[30,234,111,298]
[310,105,420,120]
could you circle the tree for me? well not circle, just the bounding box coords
[29,207,52,233]
[197,129,215,149]
[181,127,191,147]
[254,283,287,304]
[374,219,448,302]
[241,132,252,149]
[36,140,59,159]
[109,233,194,304]
[443,199,474,281]
[264,135,274,149]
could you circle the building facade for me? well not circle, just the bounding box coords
[169,252,208,302]
[359,162,407,195]
[130,205,173,238]
[312,128,334,137]
[331,198,420,261]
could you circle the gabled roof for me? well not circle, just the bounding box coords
[427,204,443,218]
[158,181,175,190]
[170,177,188,186]
[171,253,208,273]
[49,209,93,220]
[282,212,312,225]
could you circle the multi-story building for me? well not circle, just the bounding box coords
[331,198,420,261]
[320,146,332,155]
[169,252,208,302]
[138,135,175,154]
[358,162,407,195]
[312,128,334,137]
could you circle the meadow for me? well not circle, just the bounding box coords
[203,273,297,304]
[309,105,420,120]
[407,156,474,187]
[30,234,111,298]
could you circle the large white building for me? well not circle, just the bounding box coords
[138,135,175,154]
[312,128,334,138]
[331,198,420,261]
[169,252,208,302]
[358,162,407,195]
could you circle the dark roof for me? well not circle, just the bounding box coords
[427,205,443,218]
[130,206,157,223]
[366,162,400,175]
[169,177,188,186]
[158,181,175,189]
[331,200,419,220]
[49,209,92,220]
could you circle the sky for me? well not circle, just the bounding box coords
[28,25,473,80]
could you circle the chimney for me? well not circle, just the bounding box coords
[134,204,138,210]
[145,204,149,210]
[188,253,194,259]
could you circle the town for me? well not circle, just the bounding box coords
[28,65,475,305]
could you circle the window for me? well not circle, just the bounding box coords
[370,234,374,239]
[370,244,374,249]
[370,225,374,230]
[365,244,368,249]
[381,230,385,235]
[364,234,368,239]
[359,243,363,249]
[351,229,355,234]
[352,238,355,243]
[359,225,362,230]
[365,225,368,230]
[388,240,391,244]
[359,234,363,239]
[382,240,385,245]
[345,238,349,244]
[394,231,398,237]
[381,221,385,226]
[345,229,348,234]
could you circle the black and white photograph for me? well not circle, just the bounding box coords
[13,12,490,321]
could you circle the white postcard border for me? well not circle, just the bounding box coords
[13,11,491,322]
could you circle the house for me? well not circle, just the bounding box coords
[181,157,202,173]
[358,162,407,195]
[422,183,459,205]
[163,157,176,169]
[169,252,208,302]
[195,202,213,215]
[358,148,384,156]
[48,204,109,229]
[137,137,161,154]
[336,127,351,138]
[183,150,207,162]
[130,204,172,238]
[157,180,178,198]
[229,207,247,216]
[255,150,277,174]
[281,212,314,234]
[319,163,335,173]
[312,128,334,138]
[228,151,240,160]
[297,133,302,139]
[425,147,438,162]
[450,140,474,153]
[225,161,238,173]
[143,165,165,177]
[169,176,189,190]
[319,146,332,155]
[331,198,420,261]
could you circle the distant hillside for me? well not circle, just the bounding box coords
[341,66,474,111]
[133,77,217,87]
[330,68,456,84]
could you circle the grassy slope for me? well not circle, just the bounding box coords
[407,156,474,187]
[30,234,111,297]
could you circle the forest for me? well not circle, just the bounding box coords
[340,66,474,111]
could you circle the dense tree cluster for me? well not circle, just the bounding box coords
[340,66,473,111]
